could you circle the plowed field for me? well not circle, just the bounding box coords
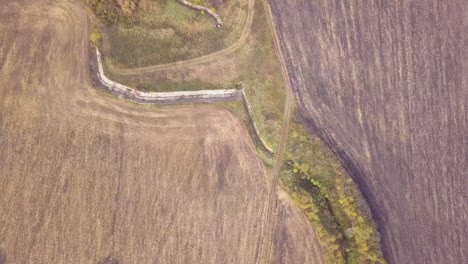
[270,0,467,263]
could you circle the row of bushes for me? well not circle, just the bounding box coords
[281,120,385,264]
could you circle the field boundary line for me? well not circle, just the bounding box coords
[95,48,241,104]
[104,0,255,75]
[93,48,274,155]
[255,0,298,263]
[240,89,275,154]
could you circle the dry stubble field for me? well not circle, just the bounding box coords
[270,0,467,263]
[0,0,323,263]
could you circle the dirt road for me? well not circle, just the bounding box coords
[0,0,323,263]
[254,0,305,262]
[270,0,468,263]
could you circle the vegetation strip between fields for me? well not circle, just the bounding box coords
[94,47,273,155]
[106,0,255,75]
[256,0,385,263]
[254,0,297,262]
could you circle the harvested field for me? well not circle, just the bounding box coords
[0,0,324,263]
[269,0,468,263]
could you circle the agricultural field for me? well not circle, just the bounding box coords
[0,0,325,263]
[96,0,386,263]
[88,0,249,67]
[270,0,468,263]
[102,0,286,152]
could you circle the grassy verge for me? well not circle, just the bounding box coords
[136,80,222,92]
[101,0,286,153]
[89,0,385,262]
[87,0,247,67]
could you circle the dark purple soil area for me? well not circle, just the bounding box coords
[269,0,467,263]
[208,0,227,8]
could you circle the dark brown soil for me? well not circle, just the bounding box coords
[269,0,468,263]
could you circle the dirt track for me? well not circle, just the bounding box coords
[270,0,468,263]
[93,49,274,155]
[254,0,297,262]
[105,0,255,75]
[0,0,323,263]
[94,48,242,104]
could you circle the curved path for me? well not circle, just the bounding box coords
[105,0,255,75]
[95,48,274,154]
[95,49,240,104]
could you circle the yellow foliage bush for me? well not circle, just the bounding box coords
[89,30,102,45]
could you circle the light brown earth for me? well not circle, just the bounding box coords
[0,0,324,263]
[270,0,468,263]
